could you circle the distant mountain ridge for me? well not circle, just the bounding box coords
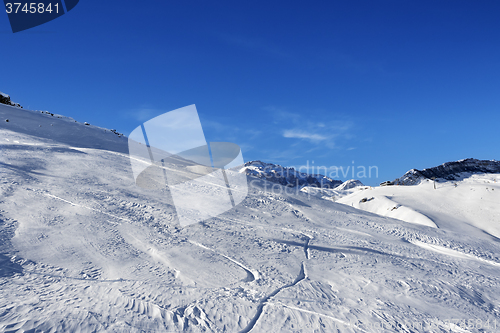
[241,160,343,188]
[393,158,500,185]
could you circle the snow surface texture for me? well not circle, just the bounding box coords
[241,160,343,188]
[2,104,500,332]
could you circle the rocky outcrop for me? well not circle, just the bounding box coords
[0,92,22,108]
[393,158,500,185]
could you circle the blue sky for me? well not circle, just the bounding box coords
[2,1,499,185]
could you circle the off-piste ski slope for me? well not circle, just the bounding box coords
[1,104,500,332]
[336,175,500,240]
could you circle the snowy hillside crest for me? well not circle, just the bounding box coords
[393,158,500,185]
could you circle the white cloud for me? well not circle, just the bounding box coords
[263,107,354,148]
[283,130,327,141]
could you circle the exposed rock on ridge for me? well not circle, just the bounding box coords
[0,91,22,108]
[393,158,500,185]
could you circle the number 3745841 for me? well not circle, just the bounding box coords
[5,2,60,14]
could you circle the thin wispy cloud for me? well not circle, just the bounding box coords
[283,129,327,141]
[267,106,354,149]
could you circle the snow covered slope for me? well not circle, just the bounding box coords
[337,174,500,238]
[0,104,127,153]
[2,103,500,332]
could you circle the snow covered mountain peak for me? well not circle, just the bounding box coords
[393,158,500,185]
[241,160,343,188]
[333,179,364,191]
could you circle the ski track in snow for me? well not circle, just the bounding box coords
[410,239,500,267]
[269,301,369,333]
[239,262,307,333]
[188,240,260,282]
[35,190,132,222]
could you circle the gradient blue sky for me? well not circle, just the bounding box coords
[2,1,499,185]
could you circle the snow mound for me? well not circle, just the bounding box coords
[338,194,437,228]
[241,160,343,188]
